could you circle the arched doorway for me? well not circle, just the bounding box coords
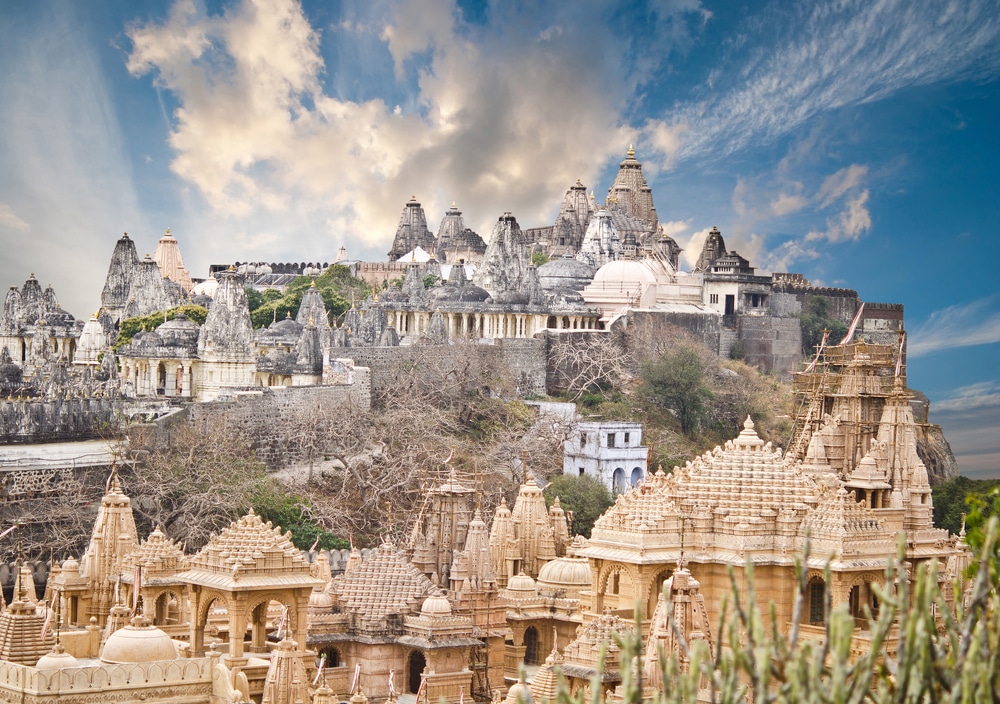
[408,651,426,693]
[523,626,539,665]
[317,646,341,668]
[153,591,181,626]
[612,468,628,494]
[630,467,644,486]
[156,362,166,392]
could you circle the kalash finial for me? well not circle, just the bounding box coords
[627,144,635,158]
[165,227,171,235]
[311,280,316,287]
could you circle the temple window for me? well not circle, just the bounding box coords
[808,580,826,625]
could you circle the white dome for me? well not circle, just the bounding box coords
[191,277,219,298]
[593,259,661,285]
[101,618,178,664]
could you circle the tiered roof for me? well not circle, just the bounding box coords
[329,544,441,632]
[124,526,188,580]
[175,511,317,590]
[561,614,633,681]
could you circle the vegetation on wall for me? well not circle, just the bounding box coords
[932,475,1000,534]
[799,295,849,355]
[112,304,208,352]
[247,265,371,329]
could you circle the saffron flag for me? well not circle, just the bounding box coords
[351,662,361,694]
[39,601,52,640]
[838,302,865,345]
[313,653,327,686]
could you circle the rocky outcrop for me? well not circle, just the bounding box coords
[910,389,959,485]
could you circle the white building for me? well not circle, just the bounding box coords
[564,421,648,494]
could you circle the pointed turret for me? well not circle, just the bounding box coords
[101,233,140,322]
[198,270,254,359]
[125,254,182,318]
[388,196,437,261]
[435,202,486,263]
[79,468,140,626]
[550,179,595,256]
[474,212,532,301]
[261,638,312,704]
[576,208,621,269]
[695,225,726,272]
[296,283,330,329]
[606,145,659,233]
[152,227,194,292]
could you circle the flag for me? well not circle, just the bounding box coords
[351,663,362,694]
[388,669,395,695]
[895,332,906,377]
[275,605,288,640]
[838,303,865,345]
[310,536,320,553]
[803,330,830,373]
[131,565,142,616]
[313,653,327,686]
[459,686,464,704]
[415,676,426,703]
[0,524,18,541]
[39,601,52,640]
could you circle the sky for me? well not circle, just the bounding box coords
[1,0,998,478]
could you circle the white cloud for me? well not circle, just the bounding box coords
[909,296,1000,357]
[0,204,29,232]
[805,189,871,243]
[933,381,1000,413]
[644,0,1000,165]
[122,0,705,274]
[817,164,867,208]
[770,191,807,216]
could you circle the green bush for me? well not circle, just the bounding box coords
[113,304,208,352]
[542,474,613,539]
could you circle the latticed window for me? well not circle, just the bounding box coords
[809,580,826,624]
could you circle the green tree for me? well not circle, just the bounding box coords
[542,474,613,538]
[246,265,364,328]
[799,296,848,355]
[640,346,713,435]
[933,475,1000,534]
[113,305,208,352]
[531,251,550,267]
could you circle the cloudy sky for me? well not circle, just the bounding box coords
[1,0,998,477]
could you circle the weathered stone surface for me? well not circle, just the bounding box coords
[606,146,659,234]
[548,180,595,257]
[695,226,727,272]
[126,254,184,319]
[576,209,621,269]
[388,196,437,261]
[296,284,330,328]
[474,212,532,300]
[101,233,140,320]
[435,202,486,262]
[198,271,254,359]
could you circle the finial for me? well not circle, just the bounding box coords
[627,143,635,158]
[165,227,171,235]
[451,201,457,208]
[311,280,316,287]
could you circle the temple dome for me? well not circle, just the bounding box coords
[309,587,334,610]
[36,644,80,669]
[592,259,662,286]
[504,572,537,594]
[155,313,200,346]
[536,556,591,593]
[420,594,453,616]
[537,257,595,291]
[100,618,178,664]
[191,278,219,298]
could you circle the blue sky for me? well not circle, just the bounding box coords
[1,0,998,477]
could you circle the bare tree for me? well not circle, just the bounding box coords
[548,332,633,401]
[117,422,271,550]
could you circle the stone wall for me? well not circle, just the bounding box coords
[180,382,371,468]
[737,316,803,377]
[326,339,547,399]
[617,309,723,357]
[0,397,121,444]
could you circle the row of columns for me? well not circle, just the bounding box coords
[121,358,193,398]
[388,310,599,339]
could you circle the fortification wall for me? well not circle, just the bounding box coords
[0,397,121,444]
[182,381,370,467]
[737,317,802,377]
[326,340,547,398]
[619,309,722,357]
